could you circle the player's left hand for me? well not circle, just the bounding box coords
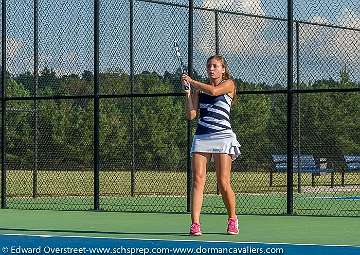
[181,74,194,85]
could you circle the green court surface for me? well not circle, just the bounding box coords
[5,191,360,216]
[0,209,359,246]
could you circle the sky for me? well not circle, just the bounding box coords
[5,0,360,86]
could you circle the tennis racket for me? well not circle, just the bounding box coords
[174,41,190,91]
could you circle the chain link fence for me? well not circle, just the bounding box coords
[0,0,359,216]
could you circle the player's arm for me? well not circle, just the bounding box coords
[185,90,199,120]
[182,74,234,96]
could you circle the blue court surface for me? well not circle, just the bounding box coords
[0,234,359,255]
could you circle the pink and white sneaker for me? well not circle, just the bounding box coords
[189,222,202,236]
[227,218,239,235]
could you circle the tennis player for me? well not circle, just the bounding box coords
[182,55,241,236]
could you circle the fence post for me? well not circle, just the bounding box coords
[1,0,7,209]
[295,21,301,194]
[215,10,220,195]
[215,11,219,55]
[187,0,194,213]
[130,0,136,197]
[287,0,294,215]
[93,0,100,210]
[32,0,39,199]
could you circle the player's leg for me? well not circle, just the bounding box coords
[214,153,239,234]
[190,152,210,236]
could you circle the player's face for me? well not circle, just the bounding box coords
[207,59,225,80]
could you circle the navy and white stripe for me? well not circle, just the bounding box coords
[195,92,233,135]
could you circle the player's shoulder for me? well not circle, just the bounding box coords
[221,79,235,86]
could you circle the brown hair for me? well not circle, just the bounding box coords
[207,55,236,103]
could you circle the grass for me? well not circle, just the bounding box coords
[1,170,359,216]
[3,170,360,195]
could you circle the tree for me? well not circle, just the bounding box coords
[14,71,33,94]
[39,67,60,95]
[134,79,185,170]
[231,81,272,169]
[6,79,32,168]
[99,70,129,94]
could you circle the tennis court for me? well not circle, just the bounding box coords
[0,209,359,255]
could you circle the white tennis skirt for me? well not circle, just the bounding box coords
[190,130,241,161]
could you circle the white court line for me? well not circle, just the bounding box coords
[1,233,359,248]
[306,196,360,200]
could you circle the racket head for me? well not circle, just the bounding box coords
[174,41,190,91]
[174,41,187,74]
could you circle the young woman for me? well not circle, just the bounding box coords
[182,55,241,236]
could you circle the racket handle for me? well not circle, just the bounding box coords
[181,70,190,90]
[182,81,190,91]
[174,41,190,91]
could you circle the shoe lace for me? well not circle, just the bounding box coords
[228,219,236,229]
[191,223,200,231]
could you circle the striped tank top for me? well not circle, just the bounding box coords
[195,92,233,135]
